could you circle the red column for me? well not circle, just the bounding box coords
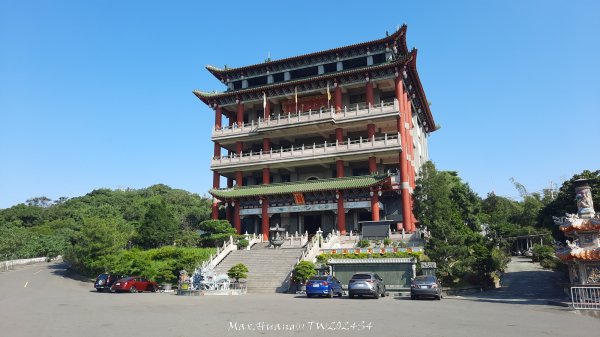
[336,160,345,178]
[395,75,412,232]
[215,105,222,129]
[226,204,232,223]
[212,171,220,220]
[367,123,375,141]
[371,190,380,221]
[236,100,244,127]
[234,202,241,234]
[368,157,377,174]
[213,142,221,158]
[262,138,271,152]
[366,78,374,107]
[337,191,346,234]
[335,128,344,143]
[261,199,269,240]
[235,171,243,187]
[235,141,243,186]
[264,98,270,120]
[406,96,416,190]
[334,84,342,113]
[262,168,270,184]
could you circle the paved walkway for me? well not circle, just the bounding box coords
[460,256,569,305]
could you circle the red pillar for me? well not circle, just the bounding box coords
[368,157,377,174]
[234,202,241,234]
[235,141,243,186]
[236,100,244,127]
[213,142,221,158]
[371,191,380,221]
[261,199,269,240]
[366,78,374,107]
[395,75,413,232]
[262,167,270,184]
[235,171,243,187]
[335,128,344,143]
[336,160,345,178]
[264,98,270,120]
[212,171,220,220]
[226,204,232,223]
[337,191,346,234]
[262,138,271,152]
[214,105,222,129]
[406,96,416,190]
[334,83,342,113]
[367,123,375,141]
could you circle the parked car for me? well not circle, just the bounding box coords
[348,273,386,299]
[94,273,124,292]
[110,277,159,293]
[410,275,442,300]
[305,275,343,298]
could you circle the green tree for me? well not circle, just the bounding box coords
[136,200,178,249]
[293,261,317,284]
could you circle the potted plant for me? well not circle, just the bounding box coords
[237,238,249,250]
[293,260,317,293]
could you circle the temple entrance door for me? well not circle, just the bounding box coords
[241,217,255,234]
[358,211,371,233]
[304,214,321,234]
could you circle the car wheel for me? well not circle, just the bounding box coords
[129,286,138,293]
[306,294,312,298]
[96,288,103,292]
[337,291,343,297]
[436,295,442,300]
[411,295,416,300]
[381,288,386,297]
[349,293,354,299]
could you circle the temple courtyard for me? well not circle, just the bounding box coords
[0,261,598,337]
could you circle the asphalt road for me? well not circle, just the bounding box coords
[0,261,598,337]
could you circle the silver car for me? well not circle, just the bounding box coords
[410,275,442,300]
[348,273,386,299]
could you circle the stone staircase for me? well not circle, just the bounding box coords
[214,245,304,293]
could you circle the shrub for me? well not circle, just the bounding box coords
[237,238,249,250]
[356,239,370,248]
[383,238,392,247]
[293,261,316,284]
[532,244,555,263]
[227,263,248,282]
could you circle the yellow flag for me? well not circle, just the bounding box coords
[294,86,298,103]
[327,82,331,101]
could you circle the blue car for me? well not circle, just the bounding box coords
[306,275,343,298]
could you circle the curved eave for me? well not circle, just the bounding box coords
[205,25,408,80]
[209,174,391,199]
[406,48,436,132]
[556,247,600,261]
[193,53,414,106]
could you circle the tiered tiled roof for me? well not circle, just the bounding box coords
[209,174,390,199]
[205,25,408,80]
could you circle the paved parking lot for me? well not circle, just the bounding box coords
[1,262,598,337]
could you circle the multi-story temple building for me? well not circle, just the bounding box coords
[194,25,436,240]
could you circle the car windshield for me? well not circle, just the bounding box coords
[414,276,436,283]
[309,276,330,281]
[351,274,372,279]
[97,274,109,279]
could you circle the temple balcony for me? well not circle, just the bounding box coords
[212,99,399,141]
[211,133,402,172]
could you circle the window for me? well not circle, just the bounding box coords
[342,57,367,70]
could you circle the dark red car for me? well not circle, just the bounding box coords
[110,277,159,293]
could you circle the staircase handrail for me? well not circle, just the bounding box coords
[200,236,237,271]
[244,233,264,250]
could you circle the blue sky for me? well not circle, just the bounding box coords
[1,0,598,208]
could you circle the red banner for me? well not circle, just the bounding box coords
[293,193,305,205]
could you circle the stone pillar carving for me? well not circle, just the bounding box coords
[575,179,595,218]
